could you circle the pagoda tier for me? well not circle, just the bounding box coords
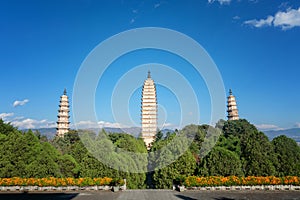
[56,89,70,137]
[141,71,157,149]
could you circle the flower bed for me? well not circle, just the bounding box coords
[184,176,300,187]
[0,177,113,187]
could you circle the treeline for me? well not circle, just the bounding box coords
[151,119,300,188]
[0,120,146,189]
[0,119,299,189]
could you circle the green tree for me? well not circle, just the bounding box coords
[222,119,277,176]
[150,130,196,189]
[0,124,64,178]
[155,130,163,142]
[272,135,300,176]
[0,119,15,135]
[152,150,196,189]
[199,146,243,176]
[216,135,241,157]
[58,154,80,178]
[79,154,115,178]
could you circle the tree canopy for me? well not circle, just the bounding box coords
[0,119,299,189]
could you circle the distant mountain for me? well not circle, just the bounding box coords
[103,127,141,137]
[24,127,176,140]
[160,129,176,136]
[103,127,176,137]
[102,127,175,137]
[23,127,141,139]
[262,128,300,142]
[77,127,142,137]
[25,127,300,144]
[23,128,57,139]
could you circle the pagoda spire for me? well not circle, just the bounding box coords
[147,70,151,79]
[64,88,67,95]
[227,89,239,121]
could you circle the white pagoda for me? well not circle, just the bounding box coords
[56,89,70,137]
[227,89,239,121]
[141,71,157,148]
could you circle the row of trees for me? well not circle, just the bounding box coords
[151,120,300,188]
[0,119,299,189]
[0,120,78,178]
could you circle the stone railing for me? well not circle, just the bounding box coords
[0,185,107,192]
[0,179,127,192]
[173,185,300,192]
[0,184,126,192]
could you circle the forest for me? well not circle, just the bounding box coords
[0,119,299,189]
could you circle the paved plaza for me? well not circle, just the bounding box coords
[0,190,300,200]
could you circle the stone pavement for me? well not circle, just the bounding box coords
[1,190,300,200]
[115,190,300,200]
[116,190,179,200]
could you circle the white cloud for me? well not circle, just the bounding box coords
[73,120,128,129]
[73,121,97,129]
[98,121,128,128]
[154,1,168,8]
[294,122,300,128]
[130,18,135,24]
[163,123,173,127]
[0,112,14,120]
[13,99,29,107]
[208,0,231,5]
[233,15,240,20]
[248,0,258,3]
[244,15,274,27]
[244,7,300,30]
[255,124,284,131]
[13,116,25,120]
[278,2,290,9]
[154,3,161,8]
[209,0,257,4]
[160,122,178,130]
[0,113,55,129]
[273,7,300,30]
[0,113,56,129]
[11,118,56,129]
[16,119,54,129]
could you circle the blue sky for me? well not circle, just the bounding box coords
[0,0,300,131]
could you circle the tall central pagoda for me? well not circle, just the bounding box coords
[141,71,157,148]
